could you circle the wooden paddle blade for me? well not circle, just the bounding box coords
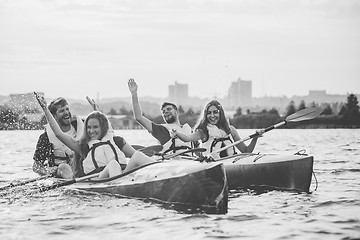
[286,107,323,123]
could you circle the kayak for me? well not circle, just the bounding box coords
[180,152,313,193]
[67,160,228,214]
[218,153,313,192]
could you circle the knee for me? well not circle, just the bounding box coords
[57,163,73,179]
[131,151,155,166]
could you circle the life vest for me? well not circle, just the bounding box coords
[45,115,84,166]
[82,131,127,175]
[201,124,238,159]
[162,123,192,154]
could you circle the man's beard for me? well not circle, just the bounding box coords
[57,114,72,126]
[164,115,176,124]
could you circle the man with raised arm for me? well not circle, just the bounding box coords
[33,96,84,179]
[128,78,193,153]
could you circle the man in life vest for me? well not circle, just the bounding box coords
[128,78,193,153]
[32,96,84,178]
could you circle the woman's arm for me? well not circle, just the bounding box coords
[34,92,82,154]
[231,126,260,153]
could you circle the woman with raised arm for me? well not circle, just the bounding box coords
[171,99,263,160]
[35,92,155,179]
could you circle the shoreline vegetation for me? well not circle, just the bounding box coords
[1,94,359,130]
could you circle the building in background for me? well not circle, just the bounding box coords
[169,81,189,106]
[228,78,252,109]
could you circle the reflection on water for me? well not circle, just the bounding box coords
[0,129,359,239]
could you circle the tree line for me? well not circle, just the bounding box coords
[235,93,360,129]
[1,93,359,130]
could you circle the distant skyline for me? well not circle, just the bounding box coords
[1,0,359,100]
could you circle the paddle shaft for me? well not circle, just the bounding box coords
[0,175,52,191]
[212,121,287,156]
[39,172,100,192]
[248,121,285,139]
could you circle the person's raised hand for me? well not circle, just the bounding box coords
[34,92,47,110]
[128,78,138,93]
[86,96,99,111]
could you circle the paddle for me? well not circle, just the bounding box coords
[38,172,100,192]
[0,174,52,191]
[87,161,163,182]
[210,106,323,159]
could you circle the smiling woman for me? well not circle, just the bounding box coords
[171,99,264,159]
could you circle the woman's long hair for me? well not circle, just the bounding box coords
[79,111,109,155]
[194,100,231,142]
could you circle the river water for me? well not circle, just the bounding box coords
[0,129,359,240]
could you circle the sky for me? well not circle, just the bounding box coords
[1,0,359,100]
